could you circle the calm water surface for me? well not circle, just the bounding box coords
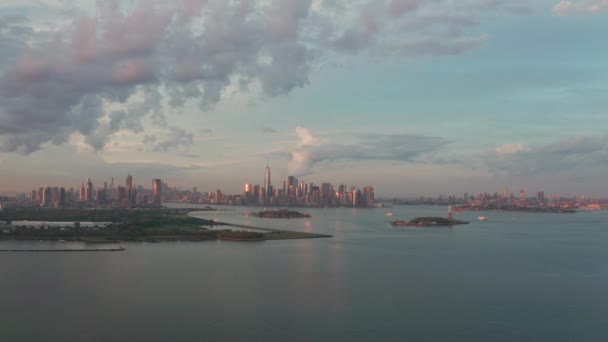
[1,205,607,341]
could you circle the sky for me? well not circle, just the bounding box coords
[0,0,607,197]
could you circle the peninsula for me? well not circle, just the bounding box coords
[0,208,329,243]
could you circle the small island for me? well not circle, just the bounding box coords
[391,217,469,227]
[249,209,311,219]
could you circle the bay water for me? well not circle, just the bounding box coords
[1,205,607,341]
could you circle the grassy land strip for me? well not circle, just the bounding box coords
[0,209,332,242]
[263,231,332,240]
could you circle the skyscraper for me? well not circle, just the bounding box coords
[42,186,51,207]
[363,186,375,207]
[85,178,94,202]
[264,164,271,197]
[244,183,252,194]
[152,179,162,206]
[126,174,133,204]
[126,174,133,190]
[79,182,85,202]
[537,191,545,203]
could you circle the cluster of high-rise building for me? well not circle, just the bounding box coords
[161,165,375,208]
[26,175,163,208]
[240,165,374,207]
[18,165,376,209]
[11,168,608,210]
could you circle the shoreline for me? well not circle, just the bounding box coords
[457,207,577,213]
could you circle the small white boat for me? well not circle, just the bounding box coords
[477,216,488,221]
[386,212,394,217]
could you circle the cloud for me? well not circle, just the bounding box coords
[494,143,531,155]
[143,135,157,144]
[0,143,201,191]
[262,126,277,134]
[0,0,526,154]
[388,0,422,18]
[152,127,194,152]
[482,136,608,175]
[554,0,608,15]
[268,126,451,176]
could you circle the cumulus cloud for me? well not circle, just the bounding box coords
[0,0,527,154]
[152,127,194,152]
[482,136,608,175]
[554,0,608,15]
[269,126,451,176]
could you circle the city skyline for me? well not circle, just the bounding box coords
[17,163,607,206]
[0,1,607,196]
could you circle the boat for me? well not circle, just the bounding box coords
[386,212,394,216]
[477,216,488,221]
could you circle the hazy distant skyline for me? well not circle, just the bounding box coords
[0,0,607,196]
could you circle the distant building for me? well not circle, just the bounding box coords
[126,174,133,203]
[42,186,51,207]
[363,186,374,207]
[537,191,545,203]
[117,186,127,201]
[85,178,94,202]
[244,183,252,194]
[79,182,85,202]
[59,187,66,206]
[264,164,272,197]
[152,179,162,206]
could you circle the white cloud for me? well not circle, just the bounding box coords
[494,143,530,155]
[281,127,451,176]
[0,0,529,155]
[483,136,608,175]
[554,0,608,15]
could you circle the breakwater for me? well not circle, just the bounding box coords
[0,247,125,252]
[216,222,287,233]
